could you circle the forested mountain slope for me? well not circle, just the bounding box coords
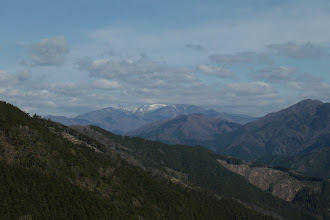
[72,125,329,219]
[213,99,330,178]
[127,114,241,148]
[0,101,269,219]
[1,100,328,219]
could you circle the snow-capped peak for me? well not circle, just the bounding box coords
[103,104,169,115]
[136,104,168,114]
[105,106,138,114]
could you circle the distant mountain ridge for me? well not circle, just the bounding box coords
[127,113,242,146]
[127,99,330,179]
[213,99,330,178]
[46,104,257,134]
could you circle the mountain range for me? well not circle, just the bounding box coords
[127,113,242,146]
[0,101,270,219]
[125,99,330,179]
[2,100,329,219]
[45,99,330,179]
[213,99,330,178]
[46,104,257,134]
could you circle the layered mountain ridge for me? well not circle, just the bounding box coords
[2,100,329,219]
[214,99,330,178]
[0,100,275,219]
[46,103,257,134]
[125,99,330,179]
[127,113,241,147]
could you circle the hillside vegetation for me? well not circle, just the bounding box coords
[74,125,326,219]
[0,101,272,219]
[1,101,328,219]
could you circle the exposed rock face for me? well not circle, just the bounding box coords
[218,159,317,201]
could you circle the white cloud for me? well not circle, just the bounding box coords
[288,80,330,92]
[84,7,330,69]
[209,51,270,64]
[0,70,30,85]
[49,82,90,96]
[186,43,205,51]
[94,79,121,90]
[0,86,20,97]
[47,101,57,107]
[76,56,161,78]
[17,69,32,81]
[0,75,286,117]
[0,70,16,83]
[27,36,69,66]
[198,64,233,78]
[251,66,297,81]
[77,55,197,88]
[225,81,277,97]
[287,75,330,101]
[0,87,6,94]
[268,42,328,59]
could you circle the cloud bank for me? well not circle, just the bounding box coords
[27,36,70,66]
[268,42,328,59]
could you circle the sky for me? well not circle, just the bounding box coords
[1,0,330,117]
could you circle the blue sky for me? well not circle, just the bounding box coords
[1,0,330,117]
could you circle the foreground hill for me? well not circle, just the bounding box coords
[46,104,256,134]
[0,101,268,219]
[214,99,330,178]
[127,114,241,148]
[74,125,329,219]
[1,100,326,219]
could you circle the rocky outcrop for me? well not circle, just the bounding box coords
[218,159,319,201]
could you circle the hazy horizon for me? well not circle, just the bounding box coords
[1,0,330,117]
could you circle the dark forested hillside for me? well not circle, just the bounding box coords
[0,101,272,219]
[1,100,328,219]
[73,125,328,219]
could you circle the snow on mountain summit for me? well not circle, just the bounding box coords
[103,104,169,115]
[105,106,138,114]
[136,104,168,114]
[103,104,199,116]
